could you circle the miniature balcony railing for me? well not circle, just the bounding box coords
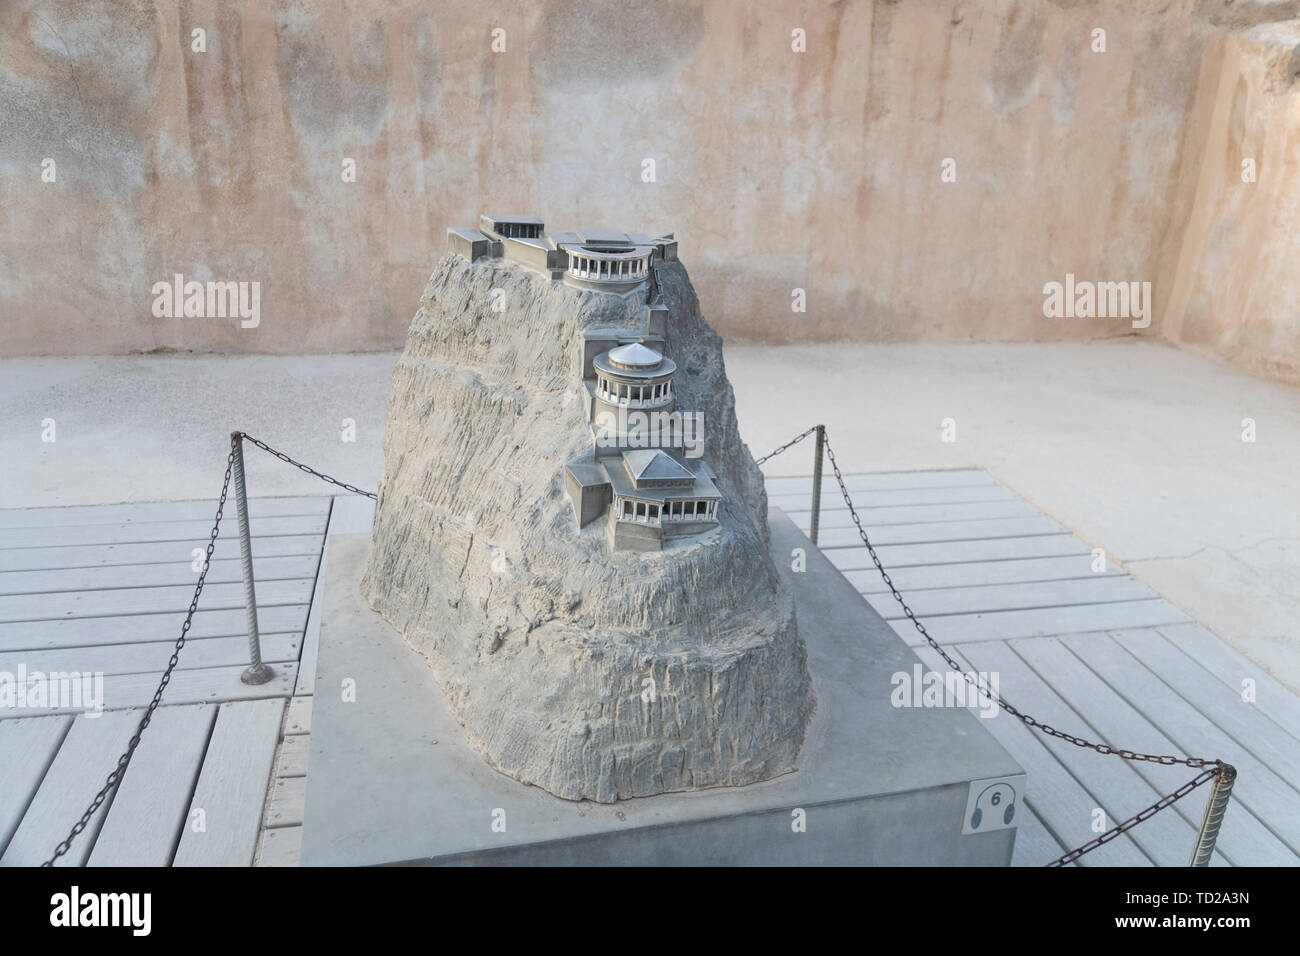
[662,505,717,522]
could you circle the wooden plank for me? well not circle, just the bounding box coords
[295,496,372,696]
[0,714,73,856]
[275,733,310,778]
[293,504,332,697]
[0,577,314,623]
[294,546,324,698]
[285,696,312,735]
[764,470,998,494]
[826,534,1090,572]
[767,484,1019,511]
[958,640,1218,867]
[0,633,300,679]
[0,533,325,573]
[788,498,1038,529]
[173,698,285,867]
[0,554,323,596]
[1159,622,1300,744]
[1013,636,1299,866]
[912,645,1149,866]
[888,600,1189,646]
[0,709,142,866]
[0,604,308,651]
[845,556,1123,595]
[325,495,376,534]
[1012,803,1069,868]
[265,775,306,829]
[1114,629,1300,793]
[86,704,216,866]
[1063,633,1300,855]
[0,514,328,550]
[0,496,330,529]
[1,663,297,717]
[255,824,301,867]
[816,515,1067,549]
[765,470,999,494]
[865,576,1158,620]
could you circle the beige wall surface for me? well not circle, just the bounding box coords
[1157,20,1300,384]
[1,0,1298,380]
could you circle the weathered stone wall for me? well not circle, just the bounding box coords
[1155,20,1300,384]
[3,0,1299,382]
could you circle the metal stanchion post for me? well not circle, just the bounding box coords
[1189,764,1236,866]
[232,432,274,685]
[809,425,825,546]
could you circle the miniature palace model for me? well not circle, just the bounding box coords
[355,211,816,807]
[448,214,717,552]
[309,208,1018,838]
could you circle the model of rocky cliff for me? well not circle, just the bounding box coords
[362,217,814,803]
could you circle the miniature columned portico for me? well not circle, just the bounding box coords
[613,495,719,526]
[593,343,676,410]
[446,215,676,294]
[595,377,672,406]
[568,253,650,281]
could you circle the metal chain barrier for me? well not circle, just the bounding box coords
[43,432,377,866]
[42,438,239,866]
[754,425,818,466]
[755,427,1235,867]
[1046,768,1218,867]
[238,431,377,499]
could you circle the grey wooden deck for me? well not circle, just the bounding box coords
[2,471,1296,866]
[0,495,333,866]
[767,470,1300,867]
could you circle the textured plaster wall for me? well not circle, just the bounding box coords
[1156,20,1300,384]
[1,0,1298,382]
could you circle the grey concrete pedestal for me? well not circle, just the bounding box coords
[300,509,1024,865]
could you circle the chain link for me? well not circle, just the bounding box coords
[754,426,818,466]
[757,427,1231,865]
[44,432,378,865]
[1044,768,1219,867]
[237,432,377,499]
[42,438,238,866]
[817,434,1220,771]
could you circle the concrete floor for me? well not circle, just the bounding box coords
[3,339,1297,691]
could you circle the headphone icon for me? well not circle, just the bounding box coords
[970,783,1017,830]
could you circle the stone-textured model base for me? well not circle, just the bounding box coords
[362,251,814,803]
[304,524,1023,866]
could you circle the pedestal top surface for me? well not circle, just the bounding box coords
[301,509,1021,865]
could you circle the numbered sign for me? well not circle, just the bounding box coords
[962,774,1026,835]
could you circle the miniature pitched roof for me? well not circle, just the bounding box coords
[484,214,545,224]
[600,454,720,502]
[622,449,694,483]
[607,342,662,369]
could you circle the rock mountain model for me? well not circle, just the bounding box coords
[362,216,814,803]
